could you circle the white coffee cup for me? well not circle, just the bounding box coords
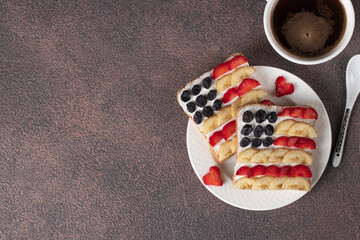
[263,0,355,65]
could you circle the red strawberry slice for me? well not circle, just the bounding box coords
[212,62,230,80]
[236,166,250,176]
[265,165,279,177]
[229,55,248,70]
[303,108,318,119]
[209,131,223,147]
[248,165,266,177]
[295,138,316,149]
[275,76,294,97]
[274,136,289,147]
[222,120,236,140]
[289,165,312,178]
[260,99,275,106]
[222,87,238,103]
[203,166,223,186]
[277,166,291,177]
[287,137,300,147]
[278,108,291,116]
[237,78,260,97]
[290,107,305,118]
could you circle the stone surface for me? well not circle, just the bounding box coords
[0,1,359,239]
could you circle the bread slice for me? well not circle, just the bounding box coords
[233,103,318,190]
[177,53,266,162]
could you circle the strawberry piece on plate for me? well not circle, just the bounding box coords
[248,165,266,177]
[212,62,230,80]
[303,107,318,119]
[203,166,223,186]
[260,99,275,106]
[229,55,248,70]
[277,166,291,177]
[289,165,312,178]
[209,131,223,147]
[287,137,300,147]
[295,138,316,149]
[237,78,260,97]
[278,107,291,116]
[236,166,251,176]
[275,76,294,97]
[274,136,289,146]
[265,165,279,177]
[222,120,236,140]
[290,107,305,118]
[222,87,238,103]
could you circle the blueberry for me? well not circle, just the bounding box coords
[251,138,262,148]
[264,124,274,136]
[195,95,207,107]
[208,90,217,100]
[193,111,203,124]
[242,111,254,123]
[181,90,191,102]
[240,137,251,147]
[267,112,278,123]
[253,125,264,137]
[192,85,201,95]
[255,110,267,123]
[202,106,213,117]
[186,102,196,113]
[263,137,273,147]
[213,99,222,111]
[241,124,253,136]
[202,77,212,89]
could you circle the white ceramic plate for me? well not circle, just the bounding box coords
[186,66,332,211]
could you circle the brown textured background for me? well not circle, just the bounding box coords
[0,1,359,239]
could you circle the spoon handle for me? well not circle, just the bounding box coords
[332,108,352,167]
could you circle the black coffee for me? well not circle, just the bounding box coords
[271,0,346,57]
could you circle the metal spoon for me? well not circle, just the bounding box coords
[332,55,360,167]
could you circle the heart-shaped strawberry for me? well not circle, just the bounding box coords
[275,76,294,97]
[202,166,223,186]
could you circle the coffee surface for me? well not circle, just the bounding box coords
[272,0,346,57]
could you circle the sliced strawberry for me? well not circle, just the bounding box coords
[209,131,223,147]
[275,76,294,97]
[273,136,289,147]
[290,107,305,118]
[212,62,230,80]
[222,120,236,140]
[278,108,291,116]
[236,166,250,176]
[248,165,266,177]
[203,166,223,186]
[237,78,260,97]
[265,165,279,177]
[295,138,316,150]
[260,99,275,106]
[287,137,300,147]
[229,55,248,70]
[222,87,238,103]
[289,165,312,178]
[277,166,291,177]
[303,107,318,120]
